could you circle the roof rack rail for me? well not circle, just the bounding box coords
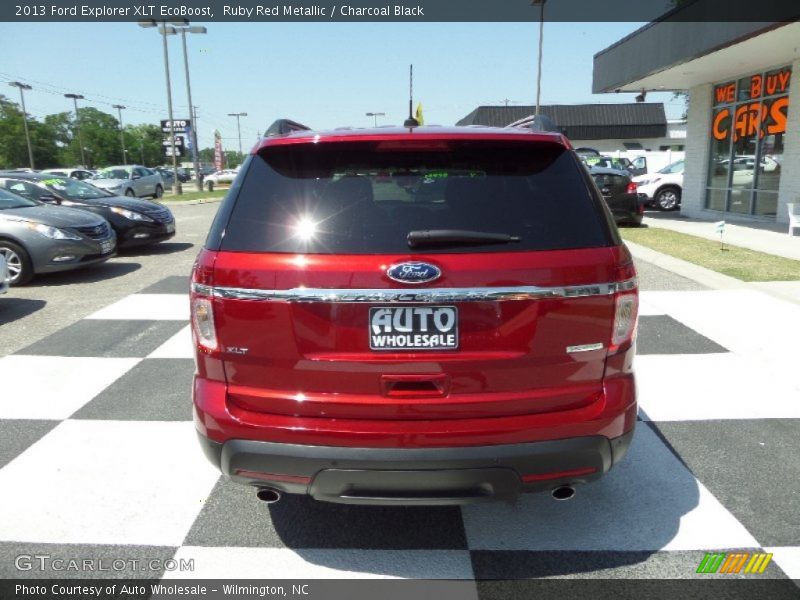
[265,119,312,137]
[506,114,562,133]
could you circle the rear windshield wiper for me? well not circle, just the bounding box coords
[407,229,521,248]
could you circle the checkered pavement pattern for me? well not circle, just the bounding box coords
[1,273,799,586]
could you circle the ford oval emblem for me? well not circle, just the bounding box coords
[386,262,441,285]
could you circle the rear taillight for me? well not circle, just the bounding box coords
[626,181,637,194]
[609,261,638,353]
[191,294,218,351]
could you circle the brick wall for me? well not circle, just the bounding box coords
[776,58,800,225]
[680,84,713,218]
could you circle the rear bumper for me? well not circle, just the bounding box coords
[197,428,635,505]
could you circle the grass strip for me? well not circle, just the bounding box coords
[620,226,800,282]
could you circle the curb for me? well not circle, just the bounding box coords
[160,197,223,206]
[624,240,744,290]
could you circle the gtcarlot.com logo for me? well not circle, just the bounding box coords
[15,554,194,572]
[696,552,772,575]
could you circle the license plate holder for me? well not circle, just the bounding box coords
[369,306,458,351]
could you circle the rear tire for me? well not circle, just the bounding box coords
[0,240,34,286]
[124,188,135,197]
[656,187,681,211]
[154,185,163,199]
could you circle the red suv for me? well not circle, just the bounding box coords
[191,125,638,505]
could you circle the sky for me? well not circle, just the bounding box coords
[0,21,685,152]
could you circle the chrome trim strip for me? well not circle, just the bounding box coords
[192,278,637,304]
[566,343,605,354]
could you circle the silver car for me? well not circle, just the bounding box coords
[0,252,8,294]
[91,165,165,199]
[0,188,116,285]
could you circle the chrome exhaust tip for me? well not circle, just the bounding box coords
[256,488,282,503]
[551,485,576,501]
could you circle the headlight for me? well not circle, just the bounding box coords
[110,207,153,222]
[27,222,82,241]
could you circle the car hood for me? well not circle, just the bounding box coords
[0,205,107,228]
[69,196,161,212]
[91,179,128,189]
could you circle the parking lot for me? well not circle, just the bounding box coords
[0,201,798,589]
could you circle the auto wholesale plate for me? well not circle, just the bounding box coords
[369,306,458,351]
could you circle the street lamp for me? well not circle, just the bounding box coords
[531,0,546,117]
[9,82,34,170]
[64,93,87,167]
[169,21,206,191]
[113,104,127,166]
[138,20,182,194]
[227,112,247,163]
[366,112,385,127]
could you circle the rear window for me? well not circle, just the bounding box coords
[217,140,613,254]
[591,173,629,189]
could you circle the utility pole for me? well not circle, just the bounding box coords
[531,0,546,116]
[366,112,385,127]
[138,20,182,194]
[113,104,127,165]
[9,82,34,170]
[64,93,87,167]
[172,22,206,191]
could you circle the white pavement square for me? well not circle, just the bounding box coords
[0,420,219,546]
[87,294,189,321]
[764,547,800,580]
[636,353,800,421]
[461,426,759,551]
[0,355,141,419]
[166,547,477,581]
[148,325,194,359]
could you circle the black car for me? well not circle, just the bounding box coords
[587,166,643,227]
[0,172,176,248]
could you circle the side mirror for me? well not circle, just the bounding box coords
[39,194,59,204]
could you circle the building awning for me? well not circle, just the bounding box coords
[593,19,800,94]
[456,103,667,140]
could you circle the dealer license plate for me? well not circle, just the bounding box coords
[100,240,114,254]
[369,306,458,351]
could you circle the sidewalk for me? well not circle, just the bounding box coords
[643,213,800,261]
[630,213,800,305]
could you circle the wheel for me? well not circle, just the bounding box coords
[124,188,135,197]
[154,185,163,199]
[0,240,34,285]
[655,187,681,211]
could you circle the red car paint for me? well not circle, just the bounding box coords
[191,126,638,504]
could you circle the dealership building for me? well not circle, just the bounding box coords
[594,19,800,226]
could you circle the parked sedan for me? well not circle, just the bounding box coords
[204,169,238,185]
[91,165,164,198]
[0,172,175,248]
[40,168,96,181]
[0,187,116,285]
[588,166,643,226]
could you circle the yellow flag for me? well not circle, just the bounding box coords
[415,103,424,125]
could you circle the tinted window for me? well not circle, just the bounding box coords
[0,187,38,209]
[218,140,612,254]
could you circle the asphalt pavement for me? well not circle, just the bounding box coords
[0,203,798,590]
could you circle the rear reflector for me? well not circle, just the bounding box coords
[522,467,597,483]
[234,469,312,485]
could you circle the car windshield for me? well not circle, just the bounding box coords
[94,168,131,180]
[41,177,112,200]
[0,188,39,209]
[658,160,684,174]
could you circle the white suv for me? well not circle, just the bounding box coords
[634,159,683,211]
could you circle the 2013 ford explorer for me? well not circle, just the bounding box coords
[191,125,638,505]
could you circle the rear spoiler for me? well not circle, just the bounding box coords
[264,119,312,137]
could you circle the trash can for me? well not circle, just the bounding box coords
[205,180,214,192]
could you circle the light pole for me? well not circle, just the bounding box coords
[138,20,182,194]
[531,0,546,117]
[113,104,127,165]
[9,82,34,170]
[64,93,86,167]
[171,21,206,191]
[366,112,385,127]
[227,112,247,164]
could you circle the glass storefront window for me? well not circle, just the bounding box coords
[705,66,790,219]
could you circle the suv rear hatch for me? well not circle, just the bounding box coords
[195,136,633,428]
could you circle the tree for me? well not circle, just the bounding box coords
[0,95,60,169]
[123,123,163,167]
[672,91,689,120]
